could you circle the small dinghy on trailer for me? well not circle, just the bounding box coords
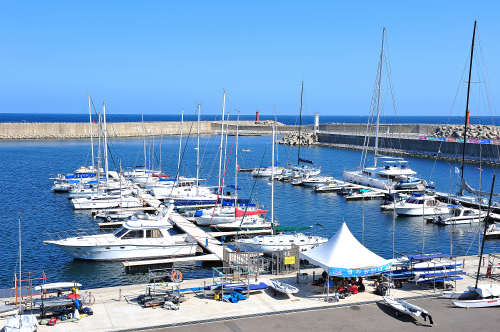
[267,279,299,295]
[383,296,434,324]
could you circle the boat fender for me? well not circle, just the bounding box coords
[171,269,183,281]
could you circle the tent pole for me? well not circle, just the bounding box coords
[326,271,329,302]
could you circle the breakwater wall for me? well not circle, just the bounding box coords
[0,121,314,139]
[316,132,500,160]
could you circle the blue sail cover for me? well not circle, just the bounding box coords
[261,162,279,167]
[299,158,313,164]
[229,185,241,190]
[65,173,95,179]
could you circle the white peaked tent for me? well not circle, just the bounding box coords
[300,222,391,277]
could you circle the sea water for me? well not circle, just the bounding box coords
[0,133,499,290]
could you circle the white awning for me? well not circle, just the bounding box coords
[300,222,391,277]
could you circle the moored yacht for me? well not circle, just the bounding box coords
[44,205,197,260]
[430,205,486,225]
[235,232,327,252]
[394,195,451,216]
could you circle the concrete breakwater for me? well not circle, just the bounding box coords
[0,121,312,139]
[316,132,500,162]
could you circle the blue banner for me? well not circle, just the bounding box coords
[329,262,392,277]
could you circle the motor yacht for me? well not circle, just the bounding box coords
[44,205,197,260]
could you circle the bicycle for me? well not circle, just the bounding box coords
[81,291,96,306]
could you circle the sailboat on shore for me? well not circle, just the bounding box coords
[343,28,424,191]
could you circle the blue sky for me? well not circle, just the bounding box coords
[1,1,499,117]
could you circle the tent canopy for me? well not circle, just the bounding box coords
[300,222,391,277]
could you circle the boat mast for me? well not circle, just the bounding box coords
[97,114,102,186]
[218,91,226,206]
[103,102,109,182]
[460,20,477,193]
[88,93,94,171]
[159,129,162,172]
[297,80,303,165]
[221,111,230,209]
[142,114,147,170]
[274,105,278,165]
[196,104,201,196]
[235,110,240,201]
[18,212,22,317]
[178,109,184,173]
[475,173,495,289]
[272,126,275,224]
[373,27,386,167]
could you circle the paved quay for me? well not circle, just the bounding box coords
[2,254,499,332]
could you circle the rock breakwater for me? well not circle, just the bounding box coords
[430,124,500,140]
[275,132,317,145]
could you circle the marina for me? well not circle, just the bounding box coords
[3,4,500,331]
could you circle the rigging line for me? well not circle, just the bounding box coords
[428,55,471,183]
[161,136,178,175]
[108,120,130,171]
[169,112,198,198]
[210,134,236,225]
[383,49,402,154]
[476,34,500,163]
[235,136,271,239]
[200,94,225,182]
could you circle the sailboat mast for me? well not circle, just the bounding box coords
[297,81,303,165]
[218,91,226,203]
[235,110,240,201]
[178,109,184,173]
[142,114,147,169]
[475,173,495,289]
[221,111,230,208]
[103,102,109,181]
[272,126,275,224]
[97,114,102,186]
[196,104,201,196]
[88,93,94,171]
[274,105,278,165]
[18,213,22,316]
[460,20,477,186]
[373,27,386,167]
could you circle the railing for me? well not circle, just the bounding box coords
[43,228,113,242]
[223,246,300,276]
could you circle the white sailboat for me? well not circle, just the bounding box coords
[343,28,423,191]
[235,126,327,252]
[286,81,321,177]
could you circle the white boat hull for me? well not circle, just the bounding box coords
[268,279,299,294]
[54,243,197,261]
[453,298,500,308]
[441,290,477,299]
[395,206,450,216]
[236,242,322,252]
[343,171,391,190]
